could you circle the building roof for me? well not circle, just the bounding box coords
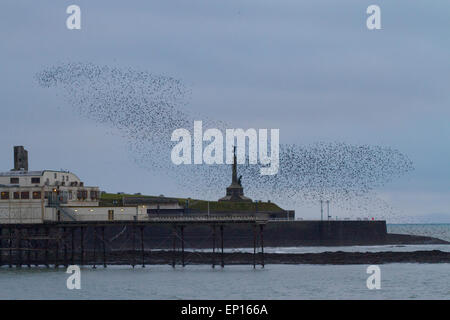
[0,170,72,177]
[0,170,44,177]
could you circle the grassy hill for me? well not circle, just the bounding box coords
[100,193,284,213]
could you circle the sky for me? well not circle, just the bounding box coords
[0,0,449,222]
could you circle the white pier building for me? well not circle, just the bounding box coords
[0,146,182,224]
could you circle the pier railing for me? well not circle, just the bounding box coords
[146,215,268,224]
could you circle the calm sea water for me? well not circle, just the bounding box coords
[0,224,448,300]
[387,224,450,242]
[0,264,449,300]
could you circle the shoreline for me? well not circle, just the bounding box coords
[384,233,449,245]
[99,249,450,266]
[2,246,449,267]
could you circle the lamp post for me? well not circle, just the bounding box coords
[320,200,323,221]
[327,200,331,220]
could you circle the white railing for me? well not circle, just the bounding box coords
[146,215,266,222]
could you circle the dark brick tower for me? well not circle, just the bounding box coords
[12,146,28,171]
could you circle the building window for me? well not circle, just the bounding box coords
[21,191,29,199]
[77,190,88,200]
[31,177,40,184]
[13,192,20,199]
[90,190,98,200]
[68,191,73,200]
[1,192,9,200]
[10,177,19,184]
[54,173,57,179]
[32,191,41,199]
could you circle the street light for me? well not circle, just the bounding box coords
[327,200,331,220]
[320,200,323,221]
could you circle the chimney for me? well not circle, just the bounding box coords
[13,146,28,171]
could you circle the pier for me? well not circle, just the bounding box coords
[0,216,267,269]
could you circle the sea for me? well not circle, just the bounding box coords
[0,224,449,300]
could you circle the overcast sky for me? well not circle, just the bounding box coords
[1,0,449,222]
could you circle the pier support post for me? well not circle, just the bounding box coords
[260,224,264,268]
[172,226,176,268]
[26,228,31,268]
[9,227,12,268]
[17,227,22,268]
[253,224,257,269]
[93,227,97,269]
[220,225,224,268]
[0,226,2,266]
[140,226,145,268]
[131,224,136,268]
[181,226,185,267]
[102,227,106,268]
[71,227,75,265]
[34,227,39,266]
[212,225,216,269]
[44,227,49,268]
[80,226,84,266]
[63,227,68,267]
[55,228,59,268]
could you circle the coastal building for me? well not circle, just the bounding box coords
[0,146,182,224]
[0,146,293,224]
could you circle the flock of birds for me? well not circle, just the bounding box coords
[36,62,414,218]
